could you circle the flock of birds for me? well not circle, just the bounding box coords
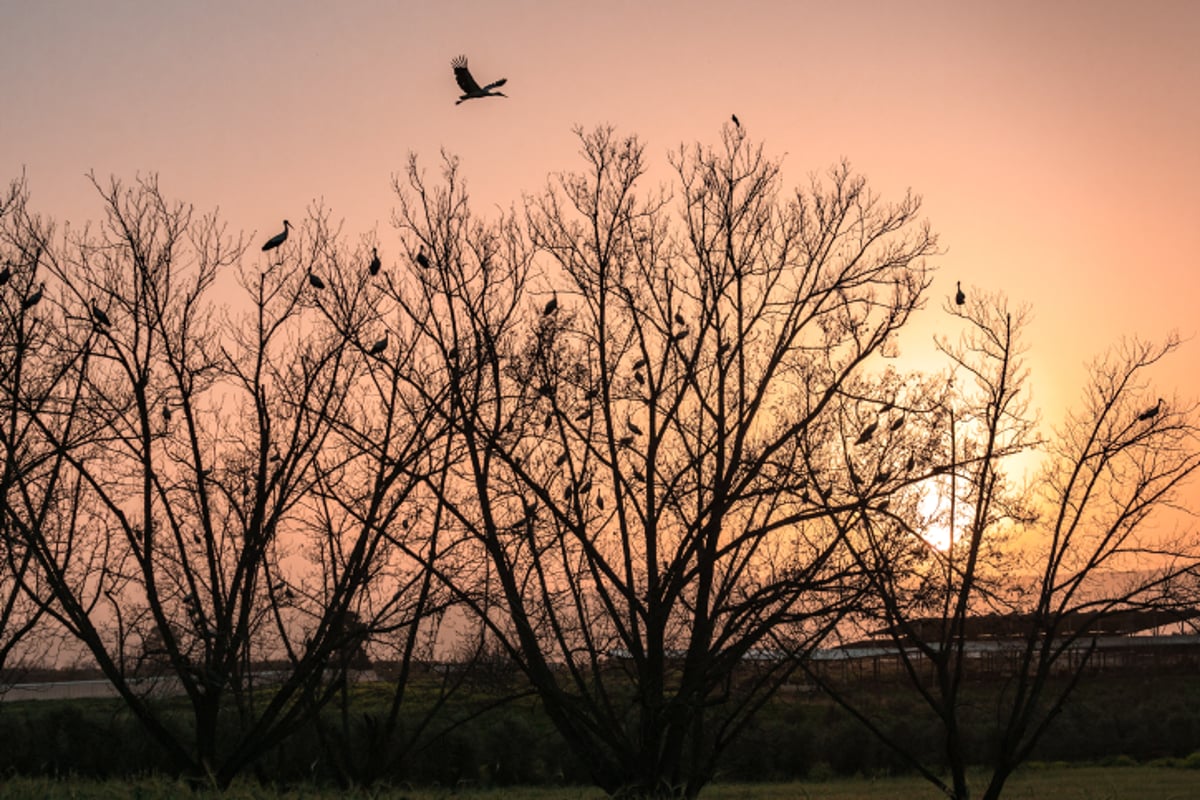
[248,56,1168,430]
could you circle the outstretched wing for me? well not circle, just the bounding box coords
[452,55,482,94]
[482,77,507,92]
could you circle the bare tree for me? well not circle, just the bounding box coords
[392,126,938,798]
[810,290,1200,800]
[3,175,440,786]
[0,174,75,692]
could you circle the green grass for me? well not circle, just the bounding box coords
[3,766,1199,800]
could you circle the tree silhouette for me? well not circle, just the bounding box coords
[0,175,67,691]
[1,176,442,787]
[810,292,1200,800]
[392,127,938,798]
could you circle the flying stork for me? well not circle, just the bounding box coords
[452,56,508,104]
[262,220,291,252]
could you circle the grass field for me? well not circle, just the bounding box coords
[2,766,1198,800]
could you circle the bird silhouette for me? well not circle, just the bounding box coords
[90,299,111,328]
[627,417,643,436]
[368,332,389,356]
[415,248,430,269]
[308,271,325,290]
[368,247,381,276]
[1137,398,1164,422]
[452,56,508,104]
[162,404,172,424]
[855,420,878,446]
[262,220,291,252]
[732,113,741,129]
[22,283,44,309]
[955,281,965,306]
[543,291,559,316]
[0,262,10,287]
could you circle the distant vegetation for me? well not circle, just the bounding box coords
[1,668,1198,788]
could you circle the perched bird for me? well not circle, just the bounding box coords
[308,271,325,290]
[90,299,111,328]
[627,417,643,436]
[890,414,906,432]
[674,311,686,326]
[575,407,594,422]
[415,247,430,269]
[855,420,878,446]
[0,262,10,287]
[162,404,172,424]
[452,55,508,104]
[1137,398,1164,422]
[22,282,44,309]
[731,113,741,129]
[632,356,648,370]
[955,281,965,306]
[368,247,381,276]
[543,291,559,316]
[262,220,291,252]
[368,332,389,356]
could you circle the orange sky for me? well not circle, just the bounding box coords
[3,0,1198,510]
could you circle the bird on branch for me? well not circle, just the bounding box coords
[368,247,381,276]
[22,282,44,309]
[90,299,111,328]
[262,220,291,252]
[1137,398,1164,422]
[368,332,389,357]
[452,55,508,104]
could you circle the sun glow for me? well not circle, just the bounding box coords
[917,482,955,552]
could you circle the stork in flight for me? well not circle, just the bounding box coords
[452,56,507,104]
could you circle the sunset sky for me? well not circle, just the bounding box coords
[3,1,1198,497]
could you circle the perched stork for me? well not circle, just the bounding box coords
[368,331,389,356]
[542,291,558,316]
[855,419,878,446]
[731,113,741,129]
[22,282,44,309]
[452,55,508,104]
[955,281,965,306]
[368,246,381,276]
[90,299,111,328]
[308,271,325,291]
[415,247,430,269]
[262,220,291,252]
[1137,398,1164,422]
[0,262,10,287]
